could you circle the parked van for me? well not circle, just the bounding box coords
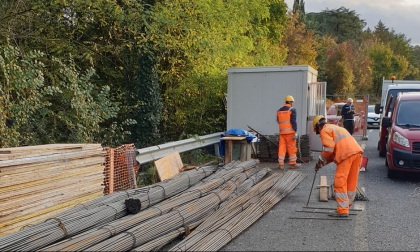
[381,92,420,178]
[375,83,420,157]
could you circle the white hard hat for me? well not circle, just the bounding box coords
[347,98,353,103]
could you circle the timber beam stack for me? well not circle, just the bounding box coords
[0,144,105,236]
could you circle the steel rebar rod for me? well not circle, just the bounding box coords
[41,161,261,251]
[84,165,266,251]
[169,171,306,251]
[0,165,218,251]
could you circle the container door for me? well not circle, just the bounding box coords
[307,82,327,152]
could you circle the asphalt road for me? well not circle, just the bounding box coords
[222,128,420,251]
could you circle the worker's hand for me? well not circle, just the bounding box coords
[292,132,298,140]
[317,155,326,168]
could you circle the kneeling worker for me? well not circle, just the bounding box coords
[313,115,363,217]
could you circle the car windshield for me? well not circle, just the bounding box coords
[386,89,420,111]
[368,106,374,113]
[396,100,420,127]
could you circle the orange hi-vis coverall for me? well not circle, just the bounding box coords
[319,124,363,214]
[277,103,297,166]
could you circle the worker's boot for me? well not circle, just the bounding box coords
[278,165,284,170]
[289,163,301,169]
[328,211,349,217]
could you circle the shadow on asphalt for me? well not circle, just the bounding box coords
[387,171,420,181]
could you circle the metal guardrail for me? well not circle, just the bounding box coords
[136,132,223,164]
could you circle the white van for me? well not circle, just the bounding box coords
[375,84,420,117]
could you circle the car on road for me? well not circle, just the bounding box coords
[327,103,345,127]
[382,92,420,178]
[367,105,380,128]
[327,102,361,132]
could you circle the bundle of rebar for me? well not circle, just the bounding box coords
[0,165,217,251]
[169,170,306,251]
[0,144,105,236]
[40,160,261,251]
[83,165,267,251]
[2,159,278,252]
[131,219,204,252]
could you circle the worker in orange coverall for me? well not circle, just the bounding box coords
[312,115,363,217]
[277,95,301,170]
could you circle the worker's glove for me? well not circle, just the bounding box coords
[292,132,298,140]
[316,155,327,170]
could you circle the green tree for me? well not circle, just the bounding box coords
[373,20,412,59]
[325,42,354,95]
[281,11,318,68]
[0,43,118,147]
[368,43,394,96]
[348,41,373,95]
[152,0,288,141]
[129,47,162,148]
[314,35,337,86]
[0,0,150,147]
[292,0,305,22]
[306,7,366,43]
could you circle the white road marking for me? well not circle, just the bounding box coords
[361,143,366,150]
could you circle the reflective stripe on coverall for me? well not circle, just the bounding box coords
[319,124,363,214]
[277,104,297,165]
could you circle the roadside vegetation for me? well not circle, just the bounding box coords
[1,0,419,148]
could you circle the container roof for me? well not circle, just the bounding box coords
[227,65,318,75]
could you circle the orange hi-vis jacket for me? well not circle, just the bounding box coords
[319,124,363,164]
[277,104,296,135]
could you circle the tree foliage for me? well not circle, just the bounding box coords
[282,11,318,68]
[306,7,366,43]
[151,0,288,141]
[3,0,420,148]
[0,43,118,147]
[324,42,354,95]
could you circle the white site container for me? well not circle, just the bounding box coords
[226,65,324,151]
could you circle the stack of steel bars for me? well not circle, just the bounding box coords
[0,159,305,252]
[0,144,105,236]
[169,170,306,251]
[82,161,264,251]
[0,165,217,251]
[39,160,260,251]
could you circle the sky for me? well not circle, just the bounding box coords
[283,0,420,46]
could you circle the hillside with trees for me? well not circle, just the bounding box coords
[1,0,419,148]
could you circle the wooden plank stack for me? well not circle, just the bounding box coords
[0,144,106,236]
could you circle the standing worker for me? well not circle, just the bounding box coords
[277,95,301,170]
[341,98,356,135]
[313,115,363,217]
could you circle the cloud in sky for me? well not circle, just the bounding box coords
[284,0,420,45]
